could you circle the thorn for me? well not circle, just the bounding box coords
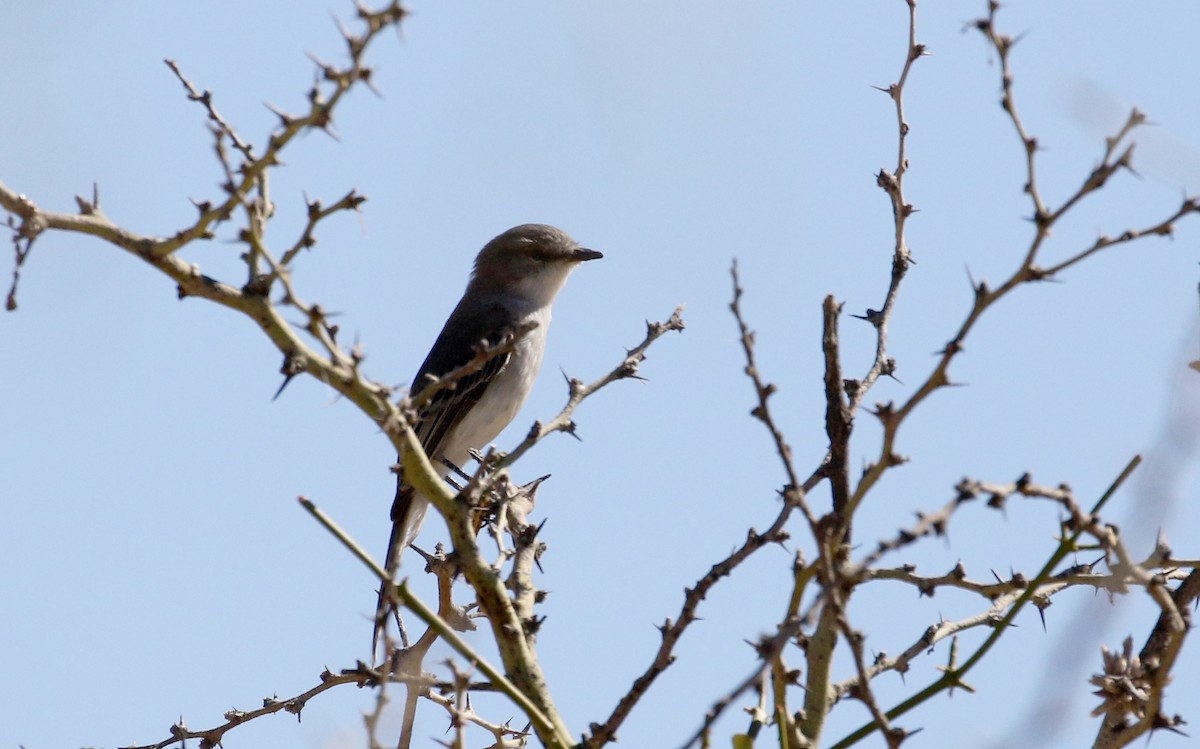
[264,101,295,128]
[564,421,582,442]
[273,374,296,401]
[851,308,883,326]
[274,351,306,400]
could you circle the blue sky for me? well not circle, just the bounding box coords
[3,2,1199,748]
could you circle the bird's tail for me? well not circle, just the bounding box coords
[372,481,420,661]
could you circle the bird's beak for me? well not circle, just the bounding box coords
[573,247,603,262]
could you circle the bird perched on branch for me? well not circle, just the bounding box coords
[374,223,602,656]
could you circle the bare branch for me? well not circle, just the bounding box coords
[822,295,852,524]
[845,2,1199,527]
[119,664,381,749]
[730,262,817,523]
[833,456,1144,746]
[851,0,922,413]
[496,305,685,470]
[280,189,368,267]
[164,59,257,162]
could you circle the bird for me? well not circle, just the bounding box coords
[375,223,602,655]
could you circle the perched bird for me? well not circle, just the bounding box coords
[375,224,602,653]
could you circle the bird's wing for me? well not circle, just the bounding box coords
[374,299,519,657]
[409,340,513,468]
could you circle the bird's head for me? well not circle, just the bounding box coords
[471,224,602,307]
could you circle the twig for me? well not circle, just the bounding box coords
[584,300,807,749]
[822,295,852,523]
[0,0,410,439]
[280,189,367,267]
[837,613,905,748]
[850,0,922,413]
[425,688,533,747]
[496,306,685,470]
[119,664,381,749]
[729,263,815,526]
[845,1,1199,526]
[676,617,803,749]
[300,496,389,582]
[832,455,1142,746]
[164,59,257,161]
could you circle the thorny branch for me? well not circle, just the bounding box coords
[164,58,257,162]
[120,654,529,749]
[2,1,410,440]
[584,289,813,749]
[831,447,1194,747]
[696,1,1200,748]
[3,1,672,746]
[731,262,822,520]
[119,664,383,749]
[6,0,1199,747]
[496,306,686,471]
[850,0,921,414]
[849,3,1199,525]
[793,3,928,746]
[282,189,368,267]
[821,295,853,524]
